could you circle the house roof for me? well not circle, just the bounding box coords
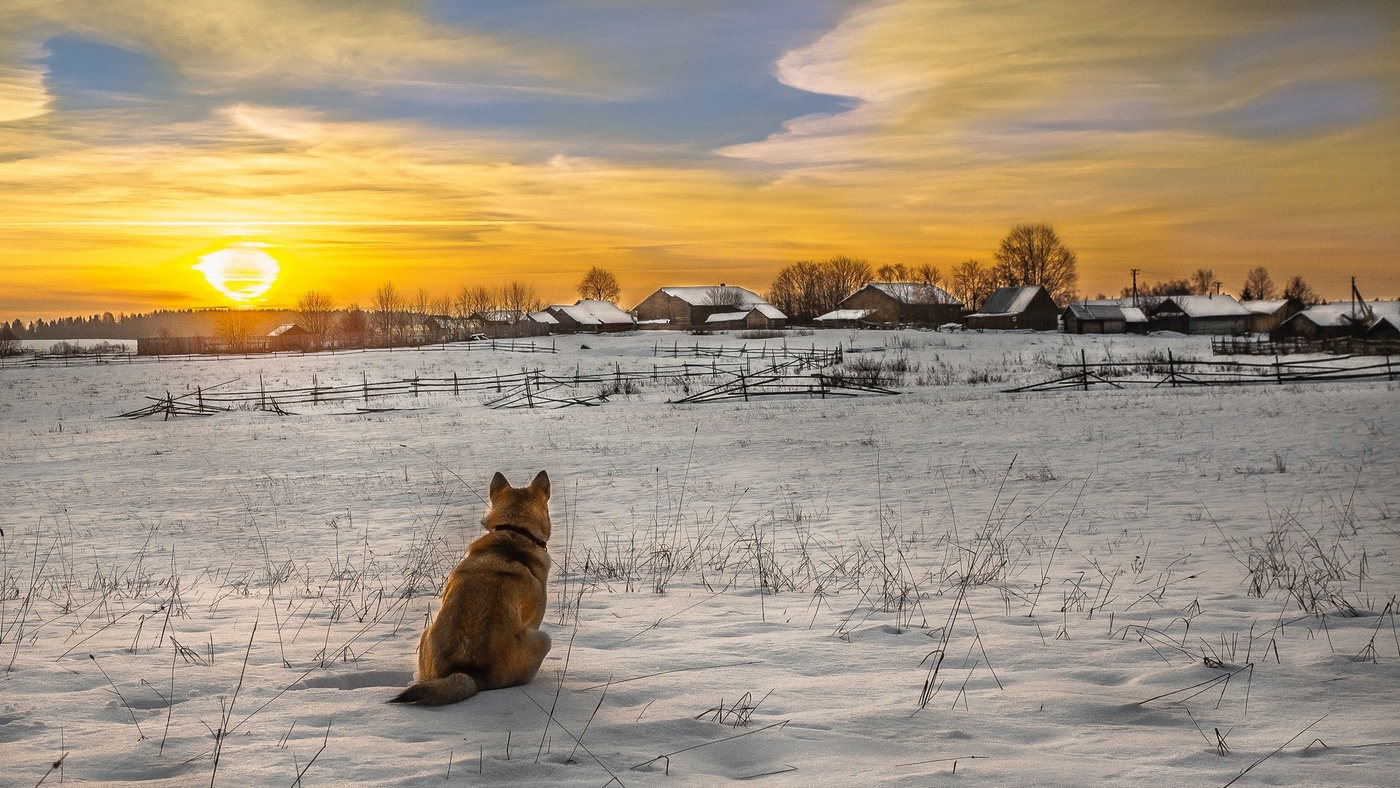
[815,309,875,322]
[1292,301,1394,328]
[527,310,559,324]
[750,304,787,320]
[1156,295,1250,318]
[1064,304,1146,323]
[859,282,961,306]
[548,300,635,326]
[1240,299,1292,315]
[703,311,751,324]
[659,286,768,307]
[267,323,306,337]
[974,286,1045,316]
[1066,303,1126,321]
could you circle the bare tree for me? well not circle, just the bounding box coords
[0,322,20,357]
[453,284,500,319]
[213,309,256,352]
[875,263,910,283]
[500,281,541,320]
[913,263,942,287]
[949,259,996,311]
[766,256,873,323]
[1283,275,1323,305]
[1241,267,1277,300]
[992,224,1078,305]
[578,267,621,303]
[339,304,368,347]
[295,290,336,348]
[705,286,747,308]
[1189,268,1217,296]
[371,282,405,345]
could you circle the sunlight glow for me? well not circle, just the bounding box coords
[193,242,281,303]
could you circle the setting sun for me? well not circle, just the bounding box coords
[193,242,281,304]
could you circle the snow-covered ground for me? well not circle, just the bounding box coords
[2,330,1397,787]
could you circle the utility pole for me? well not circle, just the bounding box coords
[1130,268,1139,308]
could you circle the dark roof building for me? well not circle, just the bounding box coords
[966,286,1059,331]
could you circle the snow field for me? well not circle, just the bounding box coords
[1,330,1397,786]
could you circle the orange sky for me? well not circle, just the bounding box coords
[3,1,1398,321]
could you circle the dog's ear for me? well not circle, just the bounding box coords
[529,470,550,498]
[489,472,509,499]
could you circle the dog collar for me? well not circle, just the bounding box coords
[492,524,547,549]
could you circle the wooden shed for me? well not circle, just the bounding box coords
[1240,299,1302,334]
[632,285,781,329]
[546,300,637,333]
[836,282,962,327]
[1148,295,1250,335]
[966,286,1059,331]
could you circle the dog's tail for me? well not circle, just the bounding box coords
[388,673,480,706]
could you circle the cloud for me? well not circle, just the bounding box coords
[11,0,601,101]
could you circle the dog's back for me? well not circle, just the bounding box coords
[391,471,552,706]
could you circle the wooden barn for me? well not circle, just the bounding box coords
[701,304,787,331]
[267,323,311,352]
[1148,295,1250,335]
[631,285,781,329]
[1271,301,1389,341]
[1240,299,1302,334]
[836,282,962,327]
[965,286,1059,331]
[546,300,636,333]
[1062,303,1146,334]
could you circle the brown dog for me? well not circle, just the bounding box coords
[390,471,552,706]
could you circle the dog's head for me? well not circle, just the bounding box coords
[482,470,552,545]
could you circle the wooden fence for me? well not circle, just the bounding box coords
[117,361,753,418]
[1212,335,1400,357]
[1007,350,1399,393]
[653,341,842,367]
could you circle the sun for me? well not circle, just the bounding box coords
[194,242,281,303]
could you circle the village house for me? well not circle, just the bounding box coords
[631,286,783,330]
[701,304,787,331]
[267,323,310,352]
[836,282,962,327]
[546,300,636,333]
[1061,302,1147,334]
[1272,300,1399,342]
[1148,295,1250,335]
[965,286,1059,331]
[1240,298,1302,334]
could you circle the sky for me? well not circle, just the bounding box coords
[1,0,1398,319]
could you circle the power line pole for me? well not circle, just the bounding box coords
[1130,268,1139,308]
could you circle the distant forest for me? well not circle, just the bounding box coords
[6,309,301,340]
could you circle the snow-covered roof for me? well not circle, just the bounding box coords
[267,323,304,337]
[1294,301,1378,328]
[1066,303,1126,321]
[1121,307,1148,324]
[973,286,1044,316]
[861,282,961,305]
[659,286,768,307]
[1240,299,1291,315]
[751,304,787,320]
[1157,295,1249,317]
[527,310,559,324]
[815,309,874,322]
[548,300,634,326]
[704,311,751,324]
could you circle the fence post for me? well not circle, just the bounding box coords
[1274,354,1283,385]
[1081,349,1089,391]
[363,372,369,402]
[453,372,460,396]
[1167,349,1176,387]
[525,373,535,408]
[312,374,319,405]
[260,375,266,409]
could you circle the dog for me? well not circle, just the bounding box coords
[390,470,553,706]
